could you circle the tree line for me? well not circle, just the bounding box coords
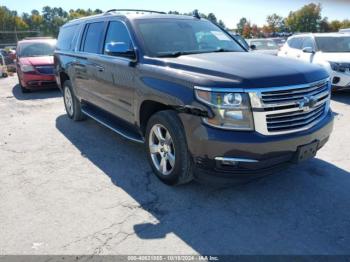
[237,3,350,38]
[0,3,349,40]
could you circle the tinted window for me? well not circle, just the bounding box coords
[302,37,314,49]
[135,19,244,57]
[104,21,133,55]
[57,25,78,51]
[82,22,105,53]
[315,36,350,52]
[288,37,303,49]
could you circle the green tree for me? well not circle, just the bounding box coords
[236,17,248,35]
[285,3,322,32]
[319,17,331,32]
[266,13,283,33]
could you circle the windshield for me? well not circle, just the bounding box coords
[250,40,278,50]
[315,36,350,52]
[135,19,244,57]
[18,41,56,58]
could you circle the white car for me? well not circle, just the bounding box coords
[0,54,8,78]
[278,33,350,90]
[247,39,279,56]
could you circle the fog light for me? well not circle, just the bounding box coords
[332,77,340,85]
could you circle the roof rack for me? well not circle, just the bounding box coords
[104,9,166,15]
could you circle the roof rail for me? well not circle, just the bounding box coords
[104,9,166,15]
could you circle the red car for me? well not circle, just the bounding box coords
[16,38,57,93]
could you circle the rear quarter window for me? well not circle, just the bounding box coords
[288,37,304,49]
[57,25,79,51]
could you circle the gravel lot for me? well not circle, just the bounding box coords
[0,76,350,255]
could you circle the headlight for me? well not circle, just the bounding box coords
[194,87,254,130]
[329,62,347,73]
[20,64,35,73]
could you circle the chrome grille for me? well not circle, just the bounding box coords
[261,80,329,105]
[249,78,331,135]
[266,102,326,132]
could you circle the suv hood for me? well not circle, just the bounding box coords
[19,56,54,66]
[151,52,328,88]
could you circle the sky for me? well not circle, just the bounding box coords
[1,0,350,28]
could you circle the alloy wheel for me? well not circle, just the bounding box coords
[149,124,176,176]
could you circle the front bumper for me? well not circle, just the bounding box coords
[331,71,350,90]
[20,72,57,90]
[179,111,334,180]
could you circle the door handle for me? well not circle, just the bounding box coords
[297,54,301,58]
[95,65,105,72]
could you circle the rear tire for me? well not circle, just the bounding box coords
[63,80,85,121]
[145,110,193,186]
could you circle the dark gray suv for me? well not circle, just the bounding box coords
[54,10,334,185]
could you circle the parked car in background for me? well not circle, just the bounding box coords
[339,28,350,33]
[0,49,16,72]
[16,37,57,93]
[229,32,249,50]
[55,10,333,185]
[0,54,8,77]
[247,39,279,55]
[271,37,286,47]
[278,33,350,91]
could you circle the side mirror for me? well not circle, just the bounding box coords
[302,47,315,54]
[105,42,137,61]
[250,44,257,51]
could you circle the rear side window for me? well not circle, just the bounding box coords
[288,37,304,49]
[57,25,78,51]
[302,37,314,49]
[82,22,105,54]
[104,21,133,54]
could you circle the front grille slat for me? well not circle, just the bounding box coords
[261,82,326,97]
[266,103,324,120]
[267,105,325,125]
[261,86,329,103]
[252,78,330,135]
[267,108,325,130]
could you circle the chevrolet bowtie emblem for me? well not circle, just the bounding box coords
[298,96,318,112]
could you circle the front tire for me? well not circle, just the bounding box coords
[63,80,85,121]
[145,110,193,186]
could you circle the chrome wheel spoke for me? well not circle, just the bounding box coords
[167,152,175,167]
[165,131,172,144]
[155,126,165,141]
[160,157,167,174]
[149,144,159,154]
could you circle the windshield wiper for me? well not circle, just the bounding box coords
[211,48,237,53]
[156,48,237,58]
[156,51,202,58]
